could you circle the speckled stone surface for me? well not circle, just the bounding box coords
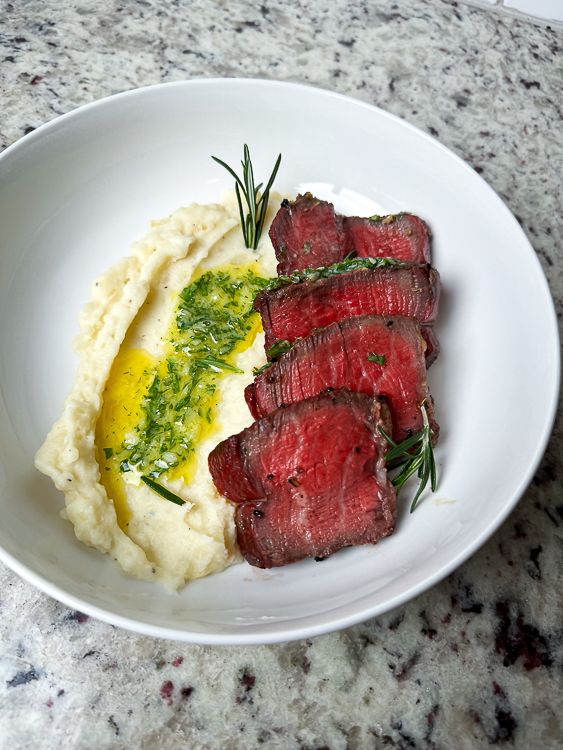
[1,1,562,748]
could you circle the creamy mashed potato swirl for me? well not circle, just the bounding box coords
[35,191,281,592]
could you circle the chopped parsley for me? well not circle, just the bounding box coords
[252,361,274,377]
[368,212,409,225]
[265,338,301,358]
[111,266,268,478]
[261,256,406,293]
[367,353,386,366]
[252,338,302,376]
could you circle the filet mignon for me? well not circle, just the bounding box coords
[343,214,431,266]
[208,389,396,568]
[254,262,441,351]
[246,315,439,445]
[269,193,431,275]
[269,193,347,276]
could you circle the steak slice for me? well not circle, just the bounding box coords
[269,193,347,276]
[343,214,431,265]
[247,315,439,445]
[269,193,432,275]
[421,325,440,368]
[255,262,441,351]
[208,389,396,568]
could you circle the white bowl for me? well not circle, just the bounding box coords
[0,79,559,644]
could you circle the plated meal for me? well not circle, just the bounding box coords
[1,79,557,643]
[35,146,441,592]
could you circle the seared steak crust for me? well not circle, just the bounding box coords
[254,263,441,351]
[269,193,431,275]
[421,325,440,368]
[208,389,396,568]
[248,314,439,445]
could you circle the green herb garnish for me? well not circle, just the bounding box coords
[379,402,436,513]
[265,338,301,358]
[141,476,186,506]
[112,267,268,478]
[195,355,244,374]
[252,361,274,377]
[369,212,409,225]
[262,256,406,294]
[367,353,386,366]
[252,338,303,376]
[212,145,282,250]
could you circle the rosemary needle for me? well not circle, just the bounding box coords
[212,145,282,250]
[379,402,436,513]
[194,355,243,374]
[141,476,186,506]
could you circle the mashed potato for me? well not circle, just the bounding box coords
[35,191,281,592]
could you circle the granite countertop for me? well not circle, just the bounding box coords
[1,1,562,748]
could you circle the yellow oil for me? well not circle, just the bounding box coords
[96,263,265,531]
[96,347,156,531]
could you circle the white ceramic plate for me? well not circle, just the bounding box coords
[0,80,559,644]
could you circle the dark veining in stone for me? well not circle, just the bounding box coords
[7,668,39,688]
[159,680,174,706]
[108,715,119,736]
[495,602,553,670]
[65,610,89,623]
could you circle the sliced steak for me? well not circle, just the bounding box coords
[209,389,396,568]
[244,383,262,422]
[255,262,441,351]
[269,193,347,276]
[343,214,431,265]
[247,315,438,445]
[269,193,431,275]
[421,325,440,368]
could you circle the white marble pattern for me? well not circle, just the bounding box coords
[1,1,562,748]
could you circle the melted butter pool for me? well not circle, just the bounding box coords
[96,263,268,530]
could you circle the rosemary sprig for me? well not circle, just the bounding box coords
[212,145,282,250]
[379,402,436,513]
[141,476,186,506]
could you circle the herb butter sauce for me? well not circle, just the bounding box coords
[96,263,268,531]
